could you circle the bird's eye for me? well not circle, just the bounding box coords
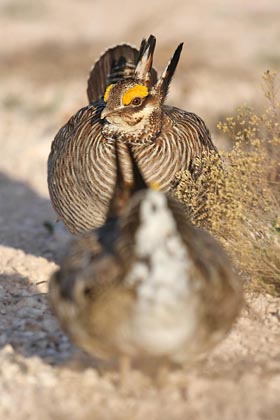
[83,287,92,298]
[131,97,142,106]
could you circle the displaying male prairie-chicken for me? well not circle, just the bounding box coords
[48,35,217,234]
[49,142,242,380]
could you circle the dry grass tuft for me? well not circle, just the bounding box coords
[176,71,280,295]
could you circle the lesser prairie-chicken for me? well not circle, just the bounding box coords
[48,35,217,233]
[49,142,241,380]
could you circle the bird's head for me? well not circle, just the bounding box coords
[101,35,183,143]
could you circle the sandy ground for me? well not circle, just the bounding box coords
[0,1,280,419]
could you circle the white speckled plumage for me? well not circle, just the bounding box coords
[122,190,196,358]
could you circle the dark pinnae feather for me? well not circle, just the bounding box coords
[137,38,148,63]
[142,34,156,60]
[155,42,183,99]
[134,34,157,84]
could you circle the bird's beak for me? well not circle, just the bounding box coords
[101,107,116,120]
[101,108,109,120]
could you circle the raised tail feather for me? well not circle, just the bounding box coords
[87,42,158,103]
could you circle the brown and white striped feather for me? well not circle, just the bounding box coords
[48,104,215,233]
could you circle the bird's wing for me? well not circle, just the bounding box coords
[47,102,115,233]
[163,106,217,154]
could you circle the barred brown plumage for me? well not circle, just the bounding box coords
[48,35,217,234]
[49,142,242,381]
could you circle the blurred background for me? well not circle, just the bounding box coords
[0,3,279,417]
[0,0,279,197]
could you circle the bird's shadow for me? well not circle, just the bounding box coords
[0,271,108,370]
[0,173,100,367]
[0,173,71,362]
[0,271,76,364]
[0,171,71,262]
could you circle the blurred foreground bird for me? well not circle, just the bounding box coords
[49,141,242,383]
[48,34,217,234]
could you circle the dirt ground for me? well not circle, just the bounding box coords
[0,1,280,419]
